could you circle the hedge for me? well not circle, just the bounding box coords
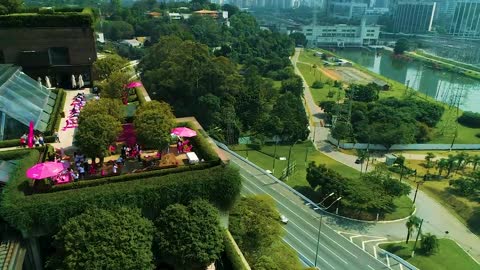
[178,122,219,162]
[0,13,93,28]
[0,161,241,234]
[48,159,221,192]
[458,111,480,128]
[224,230,251,270]
[134,86,148,105]
[45,88,66,136]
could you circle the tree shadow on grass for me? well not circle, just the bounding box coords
[467,207,480,235]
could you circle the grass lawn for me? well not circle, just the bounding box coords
[232,142,413,220]
[297,49,480,144]
[297,62,345,104]
[379,239,479,270]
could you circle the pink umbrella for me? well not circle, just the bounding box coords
[171,127,197,137]
[126,81,142,88]
[26,162,65,180]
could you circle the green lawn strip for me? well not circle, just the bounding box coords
[379,239,479,270]
[232,142,412,220]
[297,62,345,104]
[408,51,480,80]
[384,195,414,220]
[299,49,480,144]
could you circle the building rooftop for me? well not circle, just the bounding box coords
[0,9,93,28]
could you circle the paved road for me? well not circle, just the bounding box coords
[225,149,389,269]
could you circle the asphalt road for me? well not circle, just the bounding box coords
[225,149,389,270]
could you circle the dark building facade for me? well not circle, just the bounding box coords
[449,0,480,38]
[393,1,436,33]
[0,13,96,89]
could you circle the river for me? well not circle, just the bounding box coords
[331,49,480,113]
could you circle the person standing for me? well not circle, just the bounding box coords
[38,134,45,146]
[34,135,40,147]
[78,166,85,179]
[113,163,118,174]
[21,133,27,148]
[53,129,60,143]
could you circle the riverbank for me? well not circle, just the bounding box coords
[407,51,480,81]
[299,48,480,144]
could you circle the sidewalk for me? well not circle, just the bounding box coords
[49,89,92,154]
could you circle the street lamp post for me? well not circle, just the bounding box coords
[272,140,278,174]
[314,197,342,267]
[286,140,301,179]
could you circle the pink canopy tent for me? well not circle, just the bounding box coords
[126,81,143,88]
[26,162,65,180]
[171,127,197,137]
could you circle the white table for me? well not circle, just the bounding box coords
[186,152,200,164]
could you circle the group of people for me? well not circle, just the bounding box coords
[118,143,142,163]
[176,138,192,154]
[64,92,87,129]
[20,133,45,148]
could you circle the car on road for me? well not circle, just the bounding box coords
[355,159,364,164]
[280,215,289,224]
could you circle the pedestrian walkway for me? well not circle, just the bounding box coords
[49,89,91,153]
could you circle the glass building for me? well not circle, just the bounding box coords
[0,64,57,140]
[393,1,437,33]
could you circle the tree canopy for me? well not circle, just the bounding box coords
[134,100,175,150]
[229,196,303,270]
[155,200,224,269]
[79,98,125,123]
[93,54,129,80]
[394,38,409,55]
[0,0,23,14]
[102,70,131,99]
[48,207,154,270]
[74,113,122,161]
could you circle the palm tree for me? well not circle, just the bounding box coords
[424,152,436,168]
[436,158,448,177]
[356,149,369,173]
[446,155,457,178]
[471,155,480,171]
[454,152,469,173]
[406,215,422,244]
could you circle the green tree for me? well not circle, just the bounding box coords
[93,54,129,80]
[74,114,122,163]
[102,70,130,99]
[270,92,309,142]
[48,208,154,270]
[424,152,436,168]
[394,38,409,55]
[0,0,23,14]
[331,121,351,147]
[289,32,307,47]
[280,75,304,96]
[420,233,439,255]
[134,100,175,150]
[229,195,282,255]
[103,20,134,40]
[350,84,378,102]
[405,215,421,244]
[436,158,448,176]
[312,80,324,89]
[356,149,368,173]
[155,200,224,270]
[79,98,125,123]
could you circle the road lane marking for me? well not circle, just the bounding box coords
[285,229,335,269]
[243,178,350,265]
[283,239,316,267]
[362,239,387,251]
[236,164,390,268]
[373,246,377,259]
[367,265,375,270]
[350,235,363,242]
[321,232,358,258]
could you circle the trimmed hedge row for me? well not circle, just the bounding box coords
[224,230,251,270]
[134,87,147,105]
[0,13,93,28]
[48,159,221,192]
[0,162,241,234]
[45,88,66,136]
[178,122,219,162]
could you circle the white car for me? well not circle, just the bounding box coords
[280,215,289,224]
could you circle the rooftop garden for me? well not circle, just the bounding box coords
[0,7,95,27]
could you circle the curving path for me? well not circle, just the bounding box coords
[292,48,480,263]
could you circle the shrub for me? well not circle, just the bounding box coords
[0,14,93,28]
[458,111,480,128]
[0,162,241,234]
[178,121,219,161]
[311,80,324,89]
[45,88,66,135]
